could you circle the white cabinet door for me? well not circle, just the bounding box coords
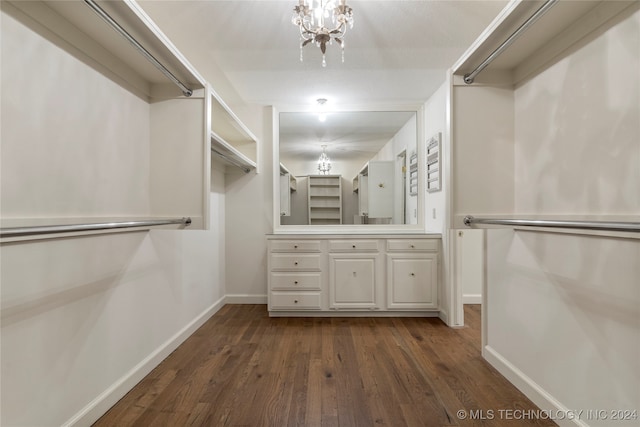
[358,174,369,216]
[329,254,379,309]
[367,161,394,218]
[387,253,437,309]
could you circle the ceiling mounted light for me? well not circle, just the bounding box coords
[317,145,332,175]
[292,0,354,67]
[316,98,328,122]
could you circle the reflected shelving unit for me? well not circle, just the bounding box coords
[308,175,342,225]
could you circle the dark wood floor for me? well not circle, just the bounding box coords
[94,305,556,427]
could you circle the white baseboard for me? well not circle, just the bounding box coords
[463,294,482,304]
[64,296,227,427]
[224,294,267,304]
[438,309,449,325]
[483,345,586,427]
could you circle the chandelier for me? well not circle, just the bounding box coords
[317,145,332,174]
[292,0,354,67]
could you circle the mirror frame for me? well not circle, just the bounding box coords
[272,104,427,234]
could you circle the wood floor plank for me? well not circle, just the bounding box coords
[94,305,556,427]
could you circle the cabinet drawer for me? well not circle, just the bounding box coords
[328,240,379,252]
[270,254,321,271]
[386,239,438,252]
[270,240,321,252]
[270,292,321,310]
[270,272,321,290]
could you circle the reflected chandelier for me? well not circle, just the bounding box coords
[292,0,354,67]
[318,145,332,174]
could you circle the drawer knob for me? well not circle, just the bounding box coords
[352,244,356,249]
[410,244,415,248]
[410,273,415,277]
[294,281,299,285]
[294,299,299,304]
[294,261,299,265]
[294,245,298,249]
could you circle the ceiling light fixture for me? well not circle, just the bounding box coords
[317,145,332,175]
[316,98,328,122]
[292,0,354,68]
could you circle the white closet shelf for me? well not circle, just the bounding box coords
[4,0,206,100]
[211,131,257,173]
[453,0,635,85]
[210,88,259,172]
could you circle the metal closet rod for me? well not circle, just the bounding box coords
[0,217,192,238]
[463,0,559,84]
[463,216,640,233]
[83,0,193,97]
[211,148,252,173]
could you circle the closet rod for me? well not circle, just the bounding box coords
[211,148,251,173]
[463,0,558,84]
[1,217,191,238]
[463,216,640,233]
[83,0,193,97]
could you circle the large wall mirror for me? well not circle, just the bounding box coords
[275,108,424,232]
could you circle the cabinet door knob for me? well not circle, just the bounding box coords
[410,273,415,277]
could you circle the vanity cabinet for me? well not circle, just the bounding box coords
[386,239,438,310]
[267,235,440,316]
[268,239,323,310]
[328,240,382,310]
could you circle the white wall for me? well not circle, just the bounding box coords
[423,82,448,234]
[1,10,225,426]
[223,107,272,302]
[1,230,225,426]
[513,11,639,217]
[452,84,515,226]
[456,229,484,304]
[486,230,639,426]
[484,8,640,426]
[1,10,151,220]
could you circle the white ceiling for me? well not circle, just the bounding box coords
[138,0,508,165]
[139,0,508,107]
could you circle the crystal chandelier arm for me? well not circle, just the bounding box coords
[329,23,346,35]
[298,18,319,36]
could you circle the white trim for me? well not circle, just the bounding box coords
[269,310,439,318]
[463,294,482,304]
[63,296,227,427]
[225,294,268,304]
[483,345,586,427]
[438,309,449,325]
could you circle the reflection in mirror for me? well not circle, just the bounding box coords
[279,111,418,226]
